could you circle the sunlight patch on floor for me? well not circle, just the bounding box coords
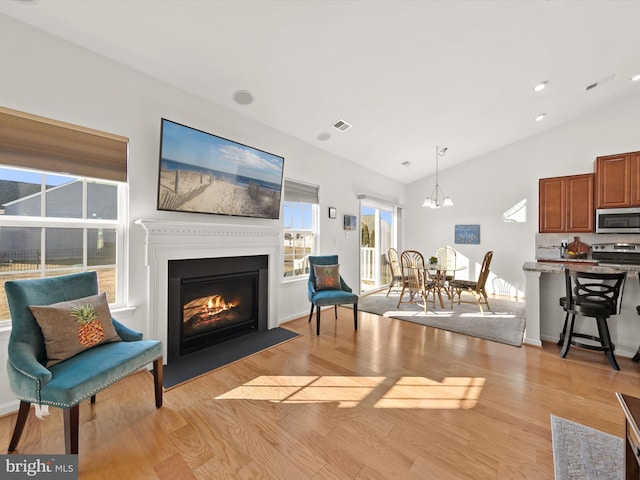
[458,313,516,318]
[382,310,454,318]
[215,375,485,409]
[374,376,485,409]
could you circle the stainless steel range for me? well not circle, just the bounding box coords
[591,243,640,265]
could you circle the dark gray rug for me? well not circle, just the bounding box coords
[356,290,525,347]
[551,415,623,480]
[163,327,300,388]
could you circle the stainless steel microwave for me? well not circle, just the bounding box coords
[596,207,640,233]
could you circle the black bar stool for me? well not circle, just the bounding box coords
[632,304,640,361]
[558,268,627,370]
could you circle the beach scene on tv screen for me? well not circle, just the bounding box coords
[158,120,284,219]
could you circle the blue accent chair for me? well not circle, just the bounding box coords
[5,271,163,454]
[307,255,358,335]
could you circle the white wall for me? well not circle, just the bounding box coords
[0,15,405,415]
[405,90,640,299]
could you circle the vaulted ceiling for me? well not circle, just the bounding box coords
[2,0,640,184]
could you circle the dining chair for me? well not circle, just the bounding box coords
[436,247,457,280]
[397,250,437,312]
[307,255,358,335]
[435,246,457,298]
[449,251,493,313]
[558,268,626,370]
[386,247,403,296]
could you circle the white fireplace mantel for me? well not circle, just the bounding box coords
[136,219,282,360]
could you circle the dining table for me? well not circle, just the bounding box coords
[427,263,467,307]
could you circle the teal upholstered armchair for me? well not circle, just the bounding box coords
[307,255,358,335]
[5,271,163,454]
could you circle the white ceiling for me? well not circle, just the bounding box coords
[2,0,640,184]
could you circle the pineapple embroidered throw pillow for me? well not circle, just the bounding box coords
[29,292,122,367]
[313,264,342,291]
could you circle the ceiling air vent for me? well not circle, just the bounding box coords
[332,119,352,132]
[585,74,615,92]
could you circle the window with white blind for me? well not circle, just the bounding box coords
[283,179,319,279]
[0,107,128,320]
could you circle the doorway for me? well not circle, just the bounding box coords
[360,201,397,293]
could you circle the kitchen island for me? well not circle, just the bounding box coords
[523,261,640,359]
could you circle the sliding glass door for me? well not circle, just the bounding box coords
[360,201,396,293]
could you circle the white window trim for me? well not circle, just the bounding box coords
[0,176,127,311]
[282,202,318,284]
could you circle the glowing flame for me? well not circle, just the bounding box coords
[201,294,235,317]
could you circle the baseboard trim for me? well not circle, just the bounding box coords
[0,398,20,418]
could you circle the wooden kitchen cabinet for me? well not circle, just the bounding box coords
[595,152,640,208]
[539,173,594,233]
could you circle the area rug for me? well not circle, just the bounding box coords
[355,290,525,347]
[551,415,623,480]
[163,327,300,389]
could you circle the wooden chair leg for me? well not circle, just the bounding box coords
[8,400,31,452]
[316,305,321,335]
[308,303,314,322]
[397,286,406,308]
[450,289,460,308]
[481,290,491,311]
[64,404,80,454]
[153,357,164,408]
[353,303,358,330]
[475,293,485,315]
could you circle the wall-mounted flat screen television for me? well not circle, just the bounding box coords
[157,118,284,219]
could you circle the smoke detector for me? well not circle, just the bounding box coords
[232,90,254,105]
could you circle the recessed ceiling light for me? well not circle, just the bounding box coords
[317,132,330,141]
[232,90,254,105]
[632,74,640,82]
[535,113,546,122]
[533,81,548,92]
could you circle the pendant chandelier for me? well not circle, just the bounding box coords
[422,146,453,208]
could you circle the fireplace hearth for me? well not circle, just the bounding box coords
[167,255,268,362]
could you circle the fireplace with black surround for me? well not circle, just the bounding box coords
[167,255,268,363]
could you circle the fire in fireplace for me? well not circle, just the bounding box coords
[167,255,268,361]
[184,294,236,329]
[180,271,257,355]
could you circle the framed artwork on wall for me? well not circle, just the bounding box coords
[344,215,357,230]
[455,224,480,244]
[157,118,284,219]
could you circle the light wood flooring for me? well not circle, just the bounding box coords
[2,305,640,479]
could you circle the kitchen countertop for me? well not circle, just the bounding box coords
[524,260,640,278]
